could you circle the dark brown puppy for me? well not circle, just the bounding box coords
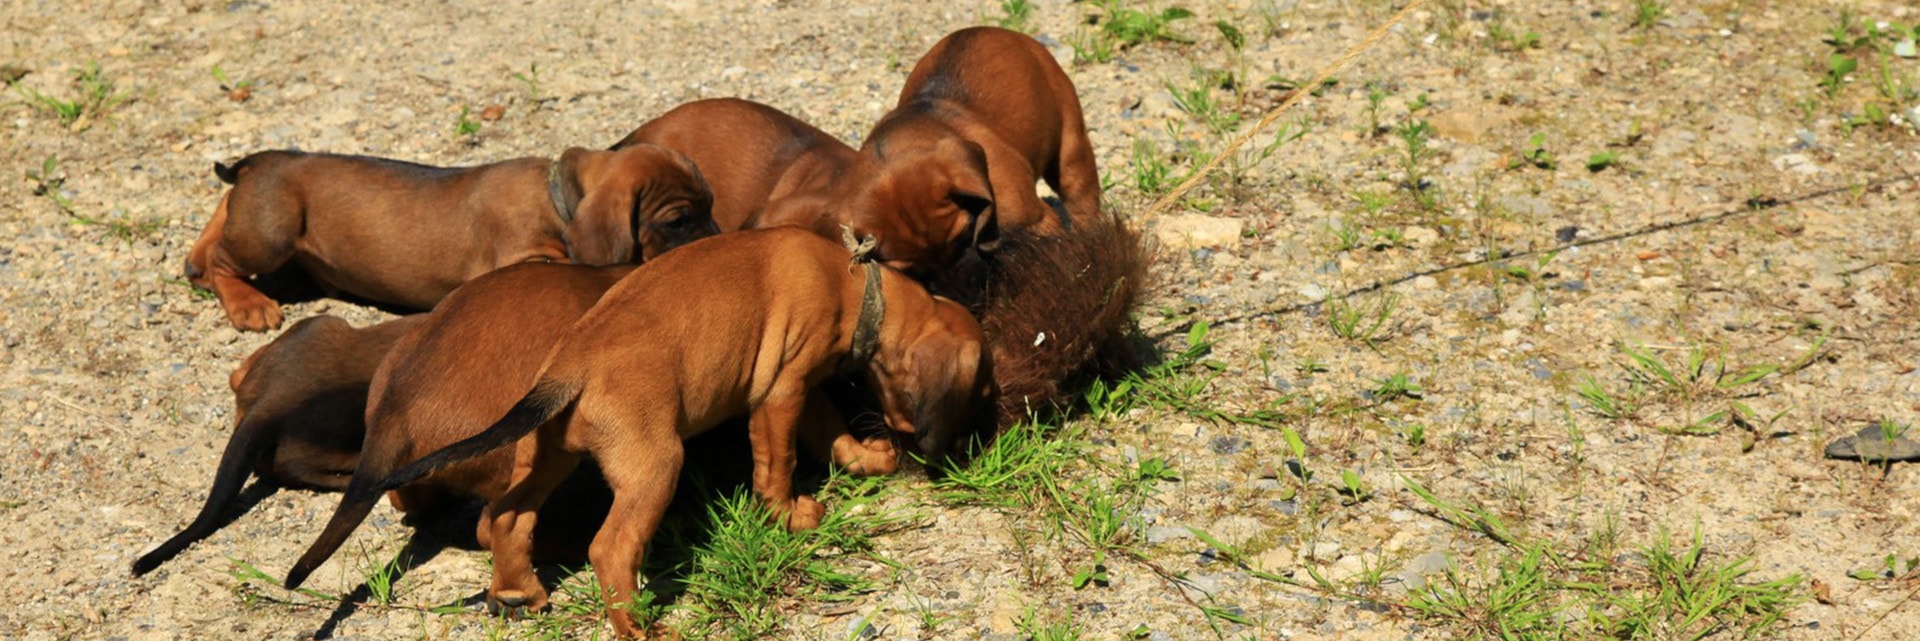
[343,229,995,638]
[185,143,717,331]
[611,98,865,237]
[131,314,425,576]
[284,261,902,596]
[861,26,1101,254]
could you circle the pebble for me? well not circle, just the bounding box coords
[1153,214,1244,251]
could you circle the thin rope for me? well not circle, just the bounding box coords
[1142,0,1435,218]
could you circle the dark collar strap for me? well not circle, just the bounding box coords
[842,261,885,374]
[547,159,576,224]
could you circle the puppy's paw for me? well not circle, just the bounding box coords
[784,495,824,532]
[487,589,550,619]
[223,296,284,332]
[840,437,899,477]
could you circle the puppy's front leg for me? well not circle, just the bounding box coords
[797,390,898,477]
[748,387,823,531]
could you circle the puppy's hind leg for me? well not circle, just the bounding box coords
[483,427,580,618]
[206,182,304,331]
[586,435,684,639]
[1050,114,1104,229]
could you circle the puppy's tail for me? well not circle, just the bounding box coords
[376,379,579,492]
[284,379,579,589]
[212,161,242,184]
[283,448,393,590]
[130,413,277,576]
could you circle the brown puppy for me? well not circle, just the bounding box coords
[131,314,425,576]
[185,143,718,331]
[861,26,1101,250]
[611,98,865,237]
[284,261,903,597]
[341,229,995,638]
[613,99,998,283]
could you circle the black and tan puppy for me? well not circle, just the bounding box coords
[131,314,425,576]
[298,229,994,638]
[185,143,717,331]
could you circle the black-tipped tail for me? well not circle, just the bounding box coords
[377,379,578,493]
[131,414,276,576]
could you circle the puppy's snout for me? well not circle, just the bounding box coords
[182,256,204,280]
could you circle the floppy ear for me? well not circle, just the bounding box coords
[558,148,636,265]
[908,334,990,467]
[937,138,1002,253]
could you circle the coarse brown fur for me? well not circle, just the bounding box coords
[341,229,995,638]
[131,314,425,576]
[184,144,718,331]
[945,211,1152,426]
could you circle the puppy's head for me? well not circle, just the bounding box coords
[850,137,1000,282]
[557,144,719,265]
[867,295,997,470]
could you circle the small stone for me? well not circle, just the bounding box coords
[1402,226,1439,246]
[1254,546,1295,570]
[478,104,506,121]
[1208,435,1248,454]
[1771,153,1820,175]
[1635,276,1675,291]
[1153,214,1244,251]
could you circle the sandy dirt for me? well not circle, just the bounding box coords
[4,0,1919,639]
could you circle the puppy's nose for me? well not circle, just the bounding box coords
[182,257,203,280]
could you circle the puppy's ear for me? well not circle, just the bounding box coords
[558,147,636,265]
[937,138,1001,253]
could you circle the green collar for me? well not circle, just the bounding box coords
[843,261,885,374]
[547,159,577,224]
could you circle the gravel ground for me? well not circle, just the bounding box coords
[4,0,1920,639]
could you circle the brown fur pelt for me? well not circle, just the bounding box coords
[945,211,1154,427]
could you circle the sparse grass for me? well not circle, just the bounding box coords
[210,64,254,102]
[509,63,543,112]
[1514,132,1557,170]
[1168,68,1241,134]
[1630,0,1668,31]
[1586,150,1621,172]
[1404,481,1805,640]
[1325,291,1402,347]
[995,0,1035,32]
[675,474,912,640]
[28,155,168,243]
[14,61,124,131]
[1019,607,1086,641]
[1488,20,1541,53]
[1073,1,1194,64]
[453,105,482,142]
[355,544,406,605]
[1571,338,1823,438]
[1396,118,1439,210]
[1129,137,1180,195]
